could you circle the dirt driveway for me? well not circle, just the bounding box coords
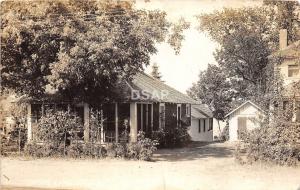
[1,142,300,190]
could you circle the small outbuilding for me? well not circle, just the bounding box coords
[188,104,214,142]
[225,101,265,141]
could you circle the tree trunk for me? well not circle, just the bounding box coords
[217,119,222,137]
[64,131,67,156]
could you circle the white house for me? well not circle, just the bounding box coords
[225,101,265,141]
[188,104,214,142]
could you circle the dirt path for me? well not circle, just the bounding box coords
[1,142,300,190]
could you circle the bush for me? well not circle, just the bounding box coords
[24,143,52,158]
[238,108,300,166]
[152,125,190,148]
[106,143,126,158]
[35,110,83,156]
[0,127,27,156]
[126,131,158,161]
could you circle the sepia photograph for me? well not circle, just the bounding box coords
[0,0,300,189]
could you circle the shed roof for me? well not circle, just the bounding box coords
[191,104,213,119]
[225,100,265,118]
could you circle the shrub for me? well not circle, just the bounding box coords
[239,107,300,166]
[0,127,27,156]
[126,131,158,161]
[153,125,190,148]
[106,143,126,158]
[24,143,53,158]
[35,110,83,156]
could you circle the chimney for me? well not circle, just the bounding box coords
[279,29,288,50]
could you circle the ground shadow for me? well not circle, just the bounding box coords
[153,141,234,162]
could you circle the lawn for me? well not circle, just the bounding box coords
[1,142,300,190]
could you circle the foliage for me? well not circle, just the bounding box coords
[35,110,83,155]
[126,131,158,161]
[190,4,299,120]
[68,143,107,158]
[24,130,158,160]
[0,127,27,156]
[238,103,300,165]
[89,109,105,143]
[243,122,300,165]
[1,0,189,102]
[263,0,300,42]
[187,64,234,119]
[152,125,190,148]
[106,143,126,158]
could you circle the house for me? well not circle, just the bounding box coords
[269,29,300,122]
[188,104,214,142]
[23,72,197,143]
[225,101,265,141]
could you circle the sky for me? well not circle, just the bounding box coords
[135,0,262,93]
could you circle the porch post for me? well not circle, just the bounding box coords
[83,103,90,142]
[151,103,154,132]
[145,104,148,132]
[141,104,143,131]
[115,103,119,143]
[27,103,32,142]
[130,102,138,142]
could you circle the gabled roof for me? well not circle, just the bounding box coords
[282,82,300,98]
[269,40,300,59]
[16,72,198,104]
[191,104,213,119]
[128,72,198,104]
[225,100,265,118]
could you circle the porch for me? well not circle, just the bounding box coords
[26,102,159,143]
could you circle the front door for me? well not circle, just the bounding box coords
[237,117,247,140]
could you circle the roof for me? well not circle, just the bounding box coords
[269,40,300,59]
[282,82,300,98]
[225,100,266,118]
[191,104,213,119]
[128,72,198,104]
[15,72,198,104]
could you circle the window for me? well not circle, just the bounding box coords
[199,119,207,133]
[159,104,165,129]
[209,118,213,131]
[186,104,190,116]
[288,65,299,77]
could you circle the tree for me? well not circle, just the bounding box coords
[198,7,280,95]
[150,62,163,80]
[190,5,299,117]
[187,64,234,132]
[1,0,189,103]
[263,0,300,42]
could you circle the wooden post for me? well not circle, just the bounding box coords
[151,103,154,132]
[27,104,32,142]
[145,104,148,133]
[130,103,137,142]
[115,103,119,143]
[83,103,90,143]
[18,128,21,155]
[140,104,143,131]
[100,109,104,143]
